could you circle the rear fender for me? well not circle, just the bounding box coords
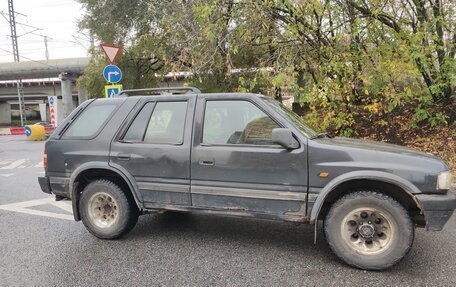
[69,161,143,221]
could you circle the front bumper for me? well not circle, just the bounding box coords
[415,188,456,231]
[38,176,51,194]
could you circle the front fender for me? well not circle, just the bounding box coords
[309,170,424,224]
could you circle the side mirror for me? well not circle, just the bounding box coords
[272,128,299,149]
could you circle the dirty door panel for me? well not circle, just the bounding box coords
[110,96,195,207]
[191,95,308,217]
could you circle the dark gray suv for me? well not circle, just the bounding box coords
[39,87,455,270]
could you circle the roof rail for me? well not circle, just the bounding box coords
[119,86,200,96]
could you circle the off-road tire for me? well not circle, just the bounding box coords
[324,190,414,270]
[80,179,139,239]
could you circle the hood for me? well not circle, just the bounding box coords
[315,136,440,161]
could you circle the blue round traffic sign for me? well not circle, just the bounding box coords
[49,96,54,105]
[24,126,31,137]
[103,65,122,83]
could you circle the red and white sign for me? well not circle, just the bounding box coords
[48,96,57,127]
[100,44,121,64]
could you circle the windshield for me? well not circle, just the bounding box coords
[261,97,318,138]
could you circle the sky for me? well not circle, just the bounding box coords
[0,0,89,63]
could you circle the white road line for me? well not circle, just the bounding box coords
[49,201,73,213]
[34,161,44,168]
[0,159,27,170]
[0,198,73,221]
[0,173,14,177]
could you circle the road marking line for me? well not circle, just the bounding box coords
[0,160,12,166]
[34,161,44,168]
[0,198,73,221]
[0,173,14,177]
[49,201,73,213]
[0,159,27,170]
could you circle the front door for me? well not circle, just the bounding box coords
[110,96,195,208]
[191,95,308,217]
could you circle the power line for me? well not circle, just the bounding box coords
[0,47,56,68]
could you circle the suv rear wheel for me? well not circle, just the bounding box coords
[324,190,414,270]
[80,179,139,239]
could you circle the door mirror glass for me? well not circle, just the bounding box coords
[272,128,299,149]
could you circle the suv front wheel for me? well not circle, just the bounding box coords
[80,179,139,239]
[324,190,414,270]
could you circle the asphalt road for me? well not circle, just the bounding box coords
[1,135,455,286]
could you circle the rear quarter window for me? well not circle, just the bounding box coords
[62,104,117,138]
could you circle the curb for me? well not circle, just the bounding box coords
[10,127,25,135]
[0,127,55,136]
[0,128,11,135]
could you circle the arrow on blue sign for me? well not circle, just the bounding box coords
[103,65,122,84]
[24,126,31,137]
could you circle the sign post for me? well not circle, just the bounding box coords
[100,43,123,98]
[48,95,58,127]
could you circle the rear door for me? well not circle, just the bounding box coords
[190,94,308,216]
[110,95,195,208]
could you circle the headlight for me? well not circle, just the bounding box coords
[437,171,453,190]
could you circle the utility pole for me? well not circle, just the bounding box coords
[7,0,26,126]
[44,35,49,60]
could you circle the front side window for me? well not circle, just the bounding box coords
[123,101,187,144]
[261,97,318,138]
[63,104,117,138]
[203,100,280,145]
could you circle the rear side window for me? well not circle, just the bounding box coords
[63,104,116,138]
[123,101,187,144]
[123,103,154,141]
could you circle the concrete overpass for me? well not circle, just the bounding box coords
[0,57,90,125]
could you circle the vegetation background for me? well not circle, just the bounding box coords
[76,0,455,175]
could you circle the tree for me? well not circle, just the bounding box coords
[77,0,455,132]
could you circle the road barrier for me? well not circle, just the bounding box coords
[0,126,54,136]
[24,125,46,141]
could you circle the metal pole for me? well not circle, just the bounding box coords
[7,0,26,126]
[44,35,49,60]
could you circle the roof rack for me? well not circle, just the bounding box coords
[118,87,200,96]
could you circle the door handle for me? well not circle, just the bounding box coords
[117,154,131,161]
[199,159,214,166]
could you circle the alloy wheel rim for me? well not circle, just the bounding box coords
[341,207,395,255]
[87,192,119,228]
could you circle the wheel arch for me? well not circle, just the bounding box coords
[310,171,425,226]
[69,162,143,221]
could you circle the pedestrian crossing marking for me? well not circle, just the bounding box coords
[0,159,44,170]
[0,159,27,170]
[0,198,73,221]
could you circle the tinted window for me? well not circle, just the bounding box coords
[64,104,116,138]
[261,97,318,138]
[123,103,154,141]
[203,100,279,145]
[123,101,187,144]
